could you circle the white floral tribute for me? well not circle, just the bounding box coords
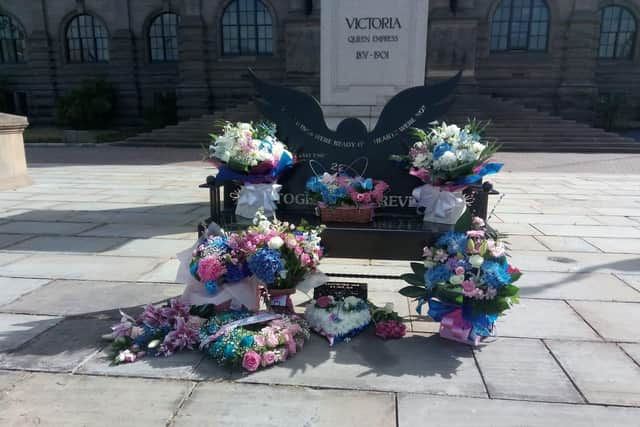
[304,295,372,346]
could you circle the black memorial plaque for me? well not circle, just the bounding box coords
[248,69,461,216]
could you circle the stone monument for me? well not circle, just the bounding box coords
[0,113,31,190]
[320,0,429,129]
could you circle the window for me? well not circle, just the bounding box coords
[490,0,549,52]
[149,13,179,62]
[66,14,109,63]
[598,6,637,59]
[221,0,273,56]
[0,15,26,63]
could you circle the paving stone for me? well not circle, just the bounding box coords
[534,224,640,238]
[137,259,182,283]
[104,238,193,258]
[617,274,640,292]
[534,236,600,252]
[0,221,99,235]
[0,373,191,425]
[504,235,549,251]
[619,343,640,366]
[320,263,406,276]
[0,318,111,372]
[584,238,640,254]
[0,252,30,266]
[0,254,162,281]
[0,277,50,306]
[368,291,411,317]
[474,338,582,403]
[511,250,639,274]
[569,301,640,342]
[0,370,30,392]
[496,214,600,225]
[80,223,197,239]
[79,349,211,380]
[590,215,640,226]
[0,234,32,249]
[517,272,640,301]
[1,280,183,317]
[397,393,640,427]
[546,341,640,406]
[594,207,640,216]
[489,223,542,235]
[174,382,395,427]
[0,313,61,352]
[235,332,487,397]
[3,236,126,254]
[496,299,599,341]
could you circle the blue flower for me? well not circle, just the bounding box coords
[433,143,453,159]
[437,231,468,255]
[205,280,219,294]
[189,261,198,276]
[240,335,254,348]
[481,261,512,288]
[207,236,229,254]
[425,265,451,289]
[223,344,236,358]
[306,176,325,193]
[248,248,284,285]
[225,262,248,283]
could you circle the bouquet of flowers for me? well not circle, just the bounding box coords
[370,302,407,340]
[306,172,390,223]
[105,299,204,364]
[304,295,372,345]
[392,120,502,224]
[199,311,310,372]
[208,121,296,218]
[399,217,521,346]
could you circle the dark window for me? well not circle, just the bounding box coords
[0,15,26,63]
[598,6,637,59]
[66,14,109,63]
[490,0,549,52]
[149,13,179,62]
[221,0,273,56]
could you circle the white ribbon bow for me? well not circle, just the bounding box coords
[235,183,282,219]
[411,184,466,224]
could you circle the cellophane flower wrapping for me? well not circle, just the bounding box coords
[399,216,522,345]
[304,296,372,346]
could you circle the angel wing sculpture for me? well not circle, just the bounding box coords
[247,69,462,214]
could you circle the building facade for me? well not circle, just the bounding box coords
[0,0,638,125]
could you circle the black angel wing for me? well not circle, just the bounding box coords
[370,71,462,139]
[248,68,332,141]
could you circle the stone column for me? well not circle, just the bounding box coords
[558,0,599,121]
[0,113,31,190]
[177,0,210,119]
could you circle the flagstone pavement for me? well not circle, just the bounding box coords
[1,146,640,426]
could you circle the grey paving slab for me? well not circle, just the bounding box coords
[512,250,640,274]
[0,372,191,426]
[0,221,99,235]
[137,259,181,283]
[534,224,640,238]
[489,223,542,235]
[0,318,111,372]
[569,301,640,342]
[0,277,50,306]
[584,238,640,254]
[80,223,197,239]
[0,313,61,352]
[104,238,193,258]
[620,343,640,366]
[534,236,601,252]
[0,254,162,281]
[594,207,640,216]
[0,233,32,249]
[474,338,582,403]
[368,291,412,318]
[496,214,600,225]
[618,274,640,292]
[0,280,183,317]
[397,393,640,427]
[546,341,640,406]
[2,235,126,254]
[79,349,212,381]
[496,299,599,341]
[504,235,549,251]
[174,382,395,427]
[0,370,30,392]
[235,333,487,397]
[591,215,640,226]
[517,272,640,302]
[0,252,30,267]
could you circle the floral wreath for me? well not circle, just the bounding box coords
[304,295,372,346]
[199,311,310,372]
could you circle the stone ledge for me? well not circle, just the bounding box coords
[0,113,29,135]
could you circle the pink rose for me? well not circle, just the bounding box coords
[261,351,276,367]
[242,351,261,372]
[266,333,279,349]
[472,217,485,227]
[462,280,478,297]
[300,253,311,266]
[467,230,485,238]
[254,335,266,347]
[316,296,333,308]
[423,246,433,257]
[455,266,465,276]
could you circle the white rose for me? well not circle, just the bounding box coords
[268,236,284,250]
[383,303,394,313]
[471,142,486,153]
[238,122,252,131]
[449,275,464,285]
[470,255,485,268]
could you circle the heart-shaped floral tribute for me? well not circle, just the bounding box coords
[304,296,372,346]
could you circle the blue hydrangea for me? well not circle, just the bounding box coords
[306,176,325,193]
[433,143,453,159]
[248,248,284,285]
[225,262,248,283]
[207,236,229,254]
[437,231,468,255]
[240,335,254,348]
[223,344,236,358]
[425,265,451,289]
[481,261,512,288]
[205,280,218,294]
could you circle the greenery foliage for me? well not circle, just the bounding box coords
[56,79,117,129]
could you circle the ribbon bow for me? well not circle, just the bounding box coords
[411,184,466,224]
[235,184,282,219]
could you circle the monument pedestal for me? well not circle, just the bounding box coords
[0,113,31,190]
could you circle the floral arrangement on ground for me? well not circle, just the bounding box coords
[304,295,372,346]
[399,216,521,345]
